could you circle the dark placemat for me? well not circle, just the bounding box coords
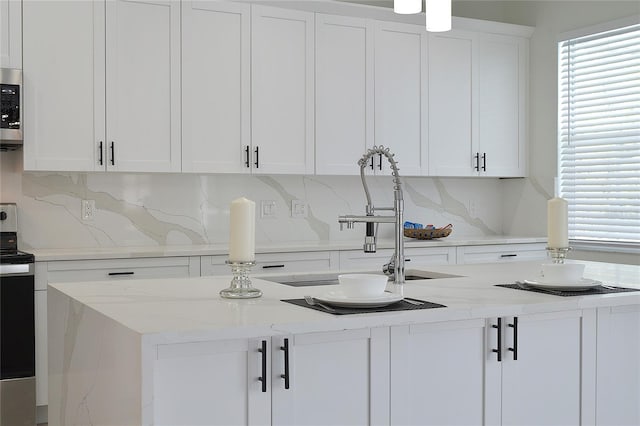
[282,297,446,315]
[496,283,640,297]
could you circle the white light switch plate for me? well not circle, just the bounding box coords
[291,200,308,218]
[260,200,277,218]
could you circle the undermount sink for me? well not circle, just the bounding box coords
[264,269,462,287]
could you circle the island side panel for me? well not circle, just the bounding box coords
[48,286,142,426]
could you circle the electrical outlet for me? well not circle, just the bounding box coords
[260,200,277,218]
[291,200,308,218]
[82,200,96,221]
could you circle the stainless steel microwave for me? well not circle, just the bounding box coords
[0,68,23,150]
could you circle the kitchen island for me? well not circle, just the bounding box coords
[48,260,640,426]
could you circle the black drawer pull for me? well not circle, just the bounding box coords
[262,264,285,269]
[500,254,518,258]
[258,340,267,392]
[254,146,259,168]
[110,141,115,166]
[245,145,250,168]
[280,338,290,390]
[492,318,502,362]
[482,152,487,171]
[474,152,480,171]
[98,141,103,165]
[508,317,518,360]
[108,271,134,276]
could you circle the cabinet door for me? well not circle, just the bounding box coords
[251,5,314,175]
[201,251,339,277]
[272,328,389,426]
[182,0,251,174]
[390,319,492,425]
[46,256,199,283]
[339,246,456,272]
[456,243,547,264]
[500,310,595,426]
[154,338,270,426]
[0,0,21,68]
[427,30,478,177]
[478,34,528,177]
[374,21,427,177]
[596,305,640,426]
[315,14,373,176]
[22,0,105,171]
[105,0,181,172]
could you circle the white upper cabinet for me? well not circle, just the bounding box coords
[374,21,428,177]
[427,29,478,177]
[181,0,251,174]
[478,33,528,177]
[315,14,374,176]
[23,0,180,172]
[0,0,21,68]
[105,0,181,172]
[428,28,529,177]
[23,0,105,171]
[251,5,314,175]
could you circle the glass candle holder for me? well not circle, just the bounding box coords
[220,261,262,299]
[546,247,572,264]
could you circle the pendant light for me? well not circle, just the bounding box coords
[394,0,422,14]
[425,0,452,32]
[393,0,452,32]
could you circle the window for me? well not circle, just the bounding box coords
[558,21,640,245]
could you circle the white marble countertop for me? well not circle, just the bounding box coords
[48,260,640,346]
[30,236,546,261]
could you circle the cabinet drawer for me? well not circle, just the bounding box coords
[45,256,199,284]
[201,251,339,276]
[339,246,456,271]
[456,243,546,264]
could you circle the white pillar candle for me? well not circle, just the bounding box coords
[547,197,569,248]
[229,197,256,262]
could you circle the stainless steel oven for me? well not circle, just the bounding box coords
[0,68,23,150]
[0,203,35,426]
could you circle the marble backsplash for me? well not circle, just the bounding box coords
[1,151,511,250]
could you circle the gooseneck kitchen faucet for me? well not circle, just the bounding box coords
[338,145,405,291]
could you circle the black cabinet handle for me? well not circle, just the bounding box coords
[482,153,486,171]
[370,156,374,170]
[98,141,103,165]
[474,153,480,171]
[254,146,259,168]
[108,271,134,276]
[492,317,502,362]
[110,141,115,166]
[508,317,518,360]
[378,153,383,171]
[262,264,285,269]
[245,146,250,168]
[280,338,290,390]
[500,254,518,258]
[258,340,267,392]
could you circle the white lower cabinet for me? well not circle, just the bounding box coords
[152,328,389,425]
[201,251,339,276]
[390,309,596,425]
[340,246,456,271]
[596,304,640,426]
[390,318,489,425]
[456,243,547,264]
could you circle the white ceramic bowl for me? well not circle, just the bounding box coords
[540,263,585,283]
[338,274,388,298]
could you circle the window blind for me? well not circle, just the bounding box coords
[558,23,640,244]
